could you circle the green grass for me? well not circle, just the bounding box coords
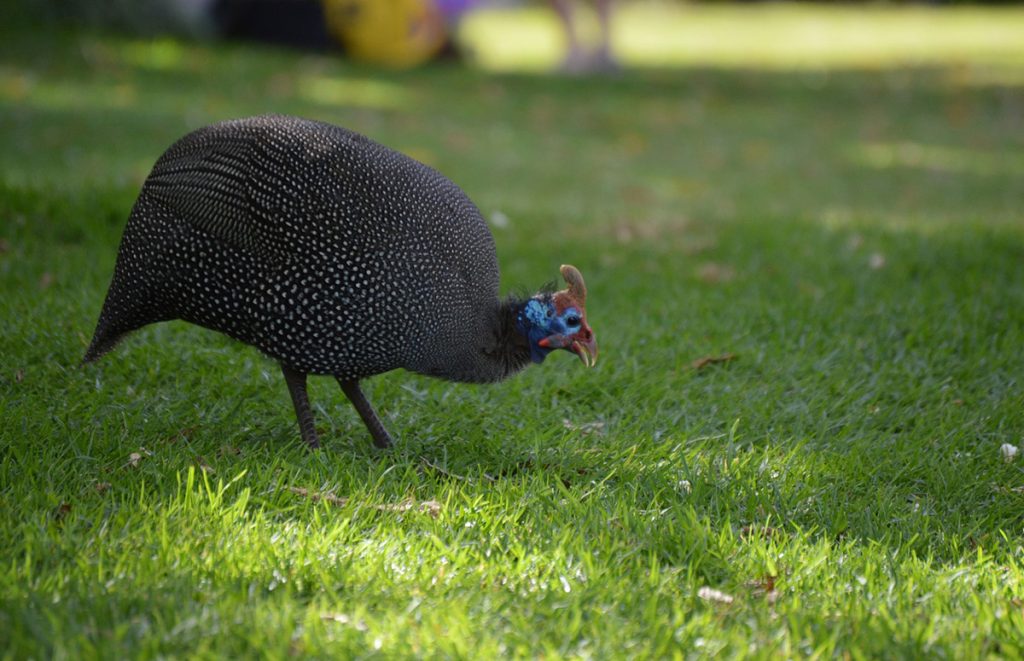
[3,4,1024,657]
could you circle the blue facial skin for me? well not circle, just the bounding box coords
[516,297,585,364]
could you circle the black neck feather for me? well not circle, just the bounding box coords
[481,296,533,382]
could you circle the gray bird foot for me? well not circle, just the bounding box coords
[281,364,321,449]
[337,379,394,449]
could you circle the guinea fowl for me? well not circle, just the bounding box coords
[83,115,598,449]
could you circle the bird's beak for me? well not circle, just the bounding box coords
[540,331,597,367]
[571,335,598,367]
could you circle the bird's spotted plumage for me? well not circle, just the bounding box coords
[85,114,597,448]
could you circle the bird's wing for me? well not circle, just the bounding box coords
[144,132,291,260]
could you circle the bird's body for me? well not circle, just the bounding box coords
[85,115,596,448]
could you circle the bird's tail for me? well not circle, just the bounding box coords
[82,201,179,364]
[82,275,140,364]
[82,310,126,364]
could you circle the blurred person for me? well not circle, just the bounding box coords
[549,0,617,73]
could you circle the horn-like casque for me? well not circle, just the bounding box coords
[560,264,587,304]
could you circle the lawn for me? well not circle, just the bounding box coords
[2,3,1024,657]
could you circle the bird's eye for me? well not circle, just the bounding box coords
[566,315,581,326]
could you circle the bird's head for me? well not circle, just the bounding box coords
[517,264,598,367]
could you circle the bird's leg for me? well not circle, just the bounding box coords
[337,379,394,449]
[281,364,320,449]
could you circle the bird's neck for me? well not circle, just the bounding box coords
[476,296,533,382]
[410,297,533,384]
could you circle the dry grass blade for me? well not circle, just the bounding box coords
[696,262,736,284]
[196,456,215,475]
[422,458,482,483]
[378,498,442,518]
[690,353,738,370]
[286,486,349,507]
[286,487,442,518]
[563,419,606,435]
[53,502,72,522]
[125,448,152,469]
[741,524,781,539]
[698,586,735,604]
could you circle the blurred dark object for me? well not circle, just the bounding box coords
[5,0,217,36]
[7,0,1024,33]
[213,0,334,50]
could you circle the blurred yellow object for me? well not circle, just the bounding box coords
[323,0,446,68]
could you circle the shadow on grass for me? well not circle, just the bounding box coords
[2,27,1023,569]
